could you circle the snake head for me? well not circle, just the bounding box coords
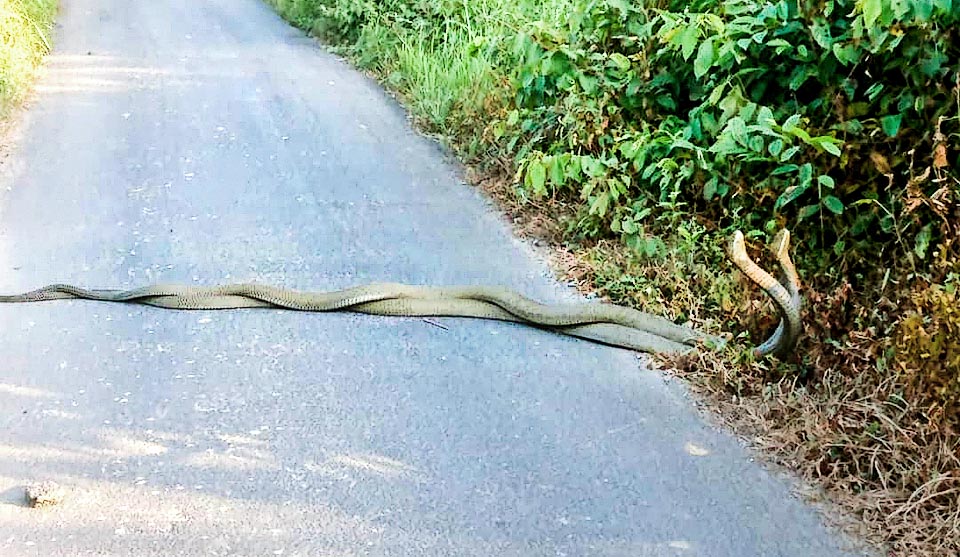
[770,229,790,262]
[727,230,749,266]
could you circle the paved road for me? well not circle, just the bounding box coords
[0,1,868,556]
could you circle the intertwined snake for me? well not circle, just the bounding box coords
[0,230,801,357]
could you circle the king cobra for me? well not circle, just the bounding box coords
[0,230,801,357]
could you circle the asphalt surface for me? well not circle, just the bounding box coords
[0,1,870,556]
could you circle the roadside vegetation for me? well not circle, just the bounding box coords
[0,0,57,117]
[266,0,959,553]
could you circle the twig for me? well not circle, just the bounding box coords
[421,318,449,330]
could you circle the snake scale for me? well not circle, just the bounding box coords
[0,230,801,357]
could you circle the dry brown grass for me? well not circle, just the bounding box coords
[671,346,960,557]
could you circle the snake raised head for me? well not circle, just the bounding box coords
[0,230,801,357]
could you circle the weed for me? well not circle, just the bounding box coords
[0,0,57,116]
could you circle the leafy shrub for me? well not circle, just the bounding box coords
[499,0,959,275]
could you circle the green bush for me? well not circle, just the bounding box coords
[500,0,958,275]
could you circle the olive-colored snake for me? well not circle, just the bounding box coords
[0,230,801,357]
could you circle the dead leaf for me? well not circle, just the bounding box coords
[870,151,892,174]
[933,143,948,169]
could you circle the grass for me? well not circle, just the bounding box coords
[267,0,572,139]
[0,0,57,117]
[390,26,494,127]
[267,2,959,554]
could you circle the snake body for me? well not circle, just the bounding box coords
[0,230,802,357]
[727,230,802,358]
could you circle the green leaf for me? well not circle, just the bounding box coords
[581,179,597,198]
[678,24,699,61]
[768,139,784,158]
[620,140,640,161]
[890,0,910,19]
[775,1,790,18]
[789,126,813,144]
[581,156,604,178]
[700,111,719,134]
[526,160,547,196]
[798,204,821,220]
[767,38,792,52]
[540,53,557,75]
[707,82,727,105]
[811,23,834,48]
[782,114,801,132]
[776,185,806,210]
[709,134,740,156]
[718,86,744,119]
[862,0,883,26]
[726,116,748,145]
[822,195,844,215]
[798,163,813,187]
[609,52,631,71]
[656,94,677,110]
[577,73,599,94]
[880,114,902,137]
[641,163,658,180]
[818,175,836,189]
[549,156,566,187]
[832,43,860,65]
[913,0,933,18]
[771,164,799,175]
[703,177,718,200]
[567,156,582,181]
[820,139,842,157]
[780,146,801,162]
[694,39,715,79]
